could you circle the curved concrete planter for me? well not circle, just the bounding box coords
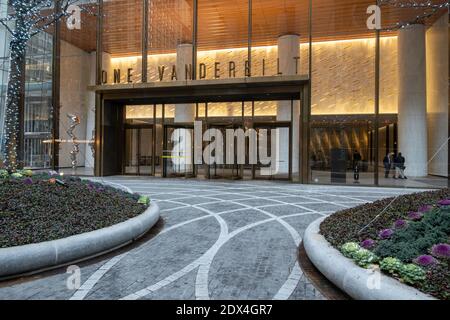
[0,202,160,278]
[303,217,436,300]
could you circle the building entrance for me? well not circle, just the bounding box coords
[121,100,299,181]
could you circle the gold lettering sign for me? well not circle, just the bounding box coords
[103,57,300,84]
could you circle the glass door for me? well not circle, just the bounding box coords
[253,122,291,180]
[124,127,154,175]
[163,125,195,178]
[206,124,243,180]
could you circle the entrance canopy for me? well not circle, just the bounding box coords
[93,75,308,104]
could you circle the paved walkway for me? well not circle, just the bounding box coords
[0,177,418,300]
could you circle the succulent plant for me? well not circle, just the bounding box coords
[407,211,423,221]
[380,257,402,275]
[0,169,8,179]
[138,195,150,206]
[413,255,438,267]
[352,248,379,268]
[417,205,432,213]
[393,219,407,229]
[437,199,450,206]
[431,243,450,259]
[360,238,376,249]
[399,263,426,285]
[20,169,33,177]
[10,172,23,179]
[340,242,360,259]
[378,228,394,239]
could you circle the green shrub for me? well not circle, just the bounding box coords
[373,208,450,262]
[341,242,360,259]
[0,169,8,179]
[10,172,23,179]
[138,195,150,206]
[20,169,33,177]
[399,264,426,285]
[352,248,379,268]
[380,257,402,275]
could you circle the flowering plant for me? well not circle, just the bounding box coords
[393,219,407,229]
[413,255,437,267]
[431,243,450,259]
[407,211,423,221]
[378,228,394,239]
[360,239,376,249]
[417,205,432,212]
[437,199,450,206]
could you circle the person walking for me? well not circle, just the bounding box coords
[383,152,392,178]
[394,152,407,179]
[352,150,362,183]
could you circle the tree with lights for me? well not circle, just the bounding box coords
[0,0,88,172]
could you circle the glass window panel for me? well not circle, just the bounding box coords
[309,1,376,186]
[58,0,98,175]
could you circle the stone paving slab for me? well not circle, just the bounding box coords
[0,177,421,300]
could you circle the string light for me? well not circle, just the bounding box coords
[377,0,449,31]
[0,0,97,172]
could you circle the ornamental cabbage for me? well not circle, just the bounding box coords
[399,263,426,285]
[352,248,379,268]
[380,257,402,275]
[340,242,360,259]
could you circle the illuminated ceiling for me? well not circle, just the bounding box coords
[59,0,448,56]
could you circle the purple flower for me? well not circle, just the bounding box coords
[23,178,33,185]
[418,205,432,212]
[413,255,437,267]
[97,187,104,192]
[407,211,423,221]
[379,228,394,239]
[437,199,450,206]
[431,243,450,259]
[87,183,94,190]
[360,239,376,249]
[394,219,407,229]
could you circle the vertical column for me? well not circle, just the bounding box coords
[277,34,300,178]
[398,24,427,177]
[174,43,195,174]
[175,43,195,123]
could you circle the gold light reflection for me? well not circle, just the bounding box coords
[114,36,399,116]
[125,105,154,119]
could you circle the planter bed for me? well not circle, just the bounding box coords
[0,172,148,248]
[318,189,450,300]
[0,171,160,278]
